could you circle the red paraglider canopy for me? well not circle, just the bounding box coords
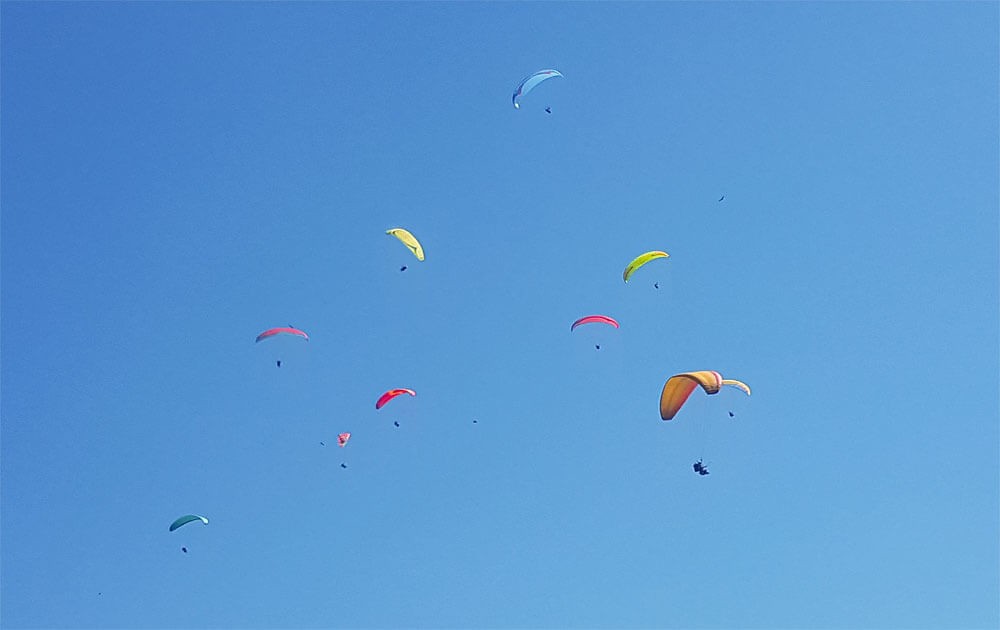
[570,315,620,331]
[375,388,416,409]
[255,327,309,343]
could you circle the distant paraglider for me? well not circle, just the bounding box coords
[722,380,750,418]
[512,69,562,109]
[693,460,710,475]
[256,327,307,368]
[337,433,351,468]
[571,315,617,352]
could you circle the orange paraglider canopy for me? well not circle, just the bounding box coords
[659,371,723,421]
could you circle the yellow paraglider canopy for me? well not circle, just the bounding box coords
[623,250,669,282]
[386,228,425,261]
[659,370,723,421]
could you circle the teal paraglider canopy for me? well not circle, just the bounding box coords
[169,514,209,532]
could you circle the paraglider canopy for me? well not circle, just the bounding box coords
[255,327,309,343]
[722,379,752,396]
[337,432,351,447]
[623,251,670,283]
[659,371,723,421]
[375,388,416,409]
[169,514,209,532]
[386,228,425,261]
[570,315,620,331]
[512,69,563,109]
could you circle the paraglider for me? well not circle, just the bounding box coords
[572,315,617,352]
[718,195,725,202]
[721,380,750,418]
[623,251,670,283]
[255,327,309,343]
[257,327,307,367]
[375,388,416,409]
[386,228,424,261]
[570,315,620,331]
[340,463,347,469]
[545,106,552,114]
[400,265,407,272]
[512,69,562,109]
[693,460,710,475]
[181,547,188,553]
[394,421,400,428]
[337,432,351,447]
[659,371,724,421]
[169,514,209,532]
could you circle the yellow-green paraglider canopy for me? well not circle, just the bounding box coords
[623,250,669,282]
[386,228,425,261]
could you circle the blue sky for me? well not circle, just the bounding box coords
[2,2,997,628]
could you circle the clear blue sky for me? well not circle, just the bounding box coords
[2,2,997,629]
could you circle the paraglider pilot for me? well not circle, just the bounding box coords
[693,459,709,475]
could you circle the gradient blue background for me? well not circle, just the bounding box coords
[2,2,998,628]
